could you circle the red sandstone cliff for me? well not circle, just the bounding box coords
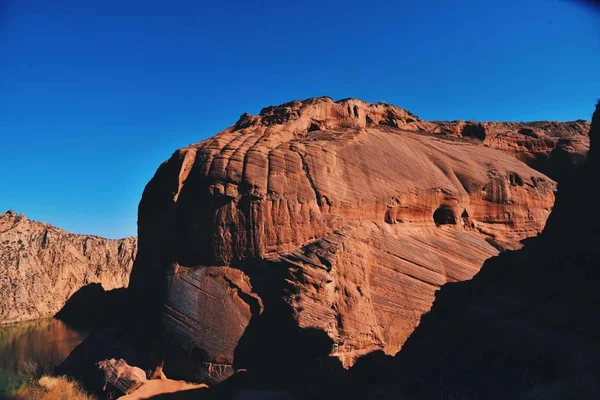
[339,103,600,400]
[129,97,588,383]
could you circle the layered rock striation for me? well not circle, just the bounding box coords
[344,102,600,399]
[130,97,588,382]
[0,211,137,324]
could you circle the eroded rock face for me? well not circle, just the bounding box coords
[130,97,586,382]
[347,100,600,400]
[0,211,137,324]
[431,119,590,178]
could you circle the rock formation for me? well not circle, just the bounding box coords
[129,97,588,383]
[343,100,600,399]
[429,119,589,182]
[0,211,137,324]
[98,358,148,395]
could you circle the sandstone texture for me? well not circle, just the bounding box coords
[0,211,137,324]
[341,100,600,400]
[130,97,588,382]
[98,358,148,395]
[429,119,589,181]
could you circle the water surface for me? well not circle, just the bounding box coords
[0,318,87,394]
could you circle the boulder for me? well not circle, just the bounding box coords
[97,358,147,395]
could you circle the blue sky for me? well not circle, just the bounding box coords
[1,0,599,238]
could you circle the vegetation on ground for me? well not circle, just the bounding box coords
[9,375,95,400]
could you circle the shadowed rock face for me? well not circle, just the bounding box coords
[0,211,137,324]
[129,97,587,382]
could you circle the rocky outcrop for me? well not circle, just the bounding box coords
[343,100,600,399]
[129,97,587,383]
[98,358,148,395]
[0,211,137,324]
[430,119,589,181]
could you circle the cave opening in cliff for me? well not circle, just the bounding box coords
[433,206,456,226]
[461,123,486,140]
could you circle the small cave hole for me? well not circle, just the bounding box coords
[508,173,523,186]
[461,123,486,140]
[308,122,321,132]
[433,206,456,226]
[518,127,537,138]
[460,209,472,228]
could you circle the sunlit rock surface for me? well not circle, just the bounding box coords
[0,211,137,324]
[130,97,587,382]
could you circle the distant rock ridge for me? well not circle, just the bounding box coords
[129,97,589,383]
[0,210,137,325]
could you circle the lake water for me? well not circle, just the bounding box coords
[0,318,87,395]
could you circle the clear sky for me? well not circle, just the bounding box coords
[1,0,599,238]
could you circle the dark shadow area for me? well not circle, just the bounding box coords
[344,350,396,388]
[55,321,167,397]
[461,122,486,140]
[530,138,588,182]
[433,205,456,226]
[231,259,346,398]
[175,193,233,267]
[55,283,130,331]
[507,172,524,186]
[128,148,193,326]
[574,0,600,13]
[125,256,346,399]
[460,209,474,228]
[55,287,167,396]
